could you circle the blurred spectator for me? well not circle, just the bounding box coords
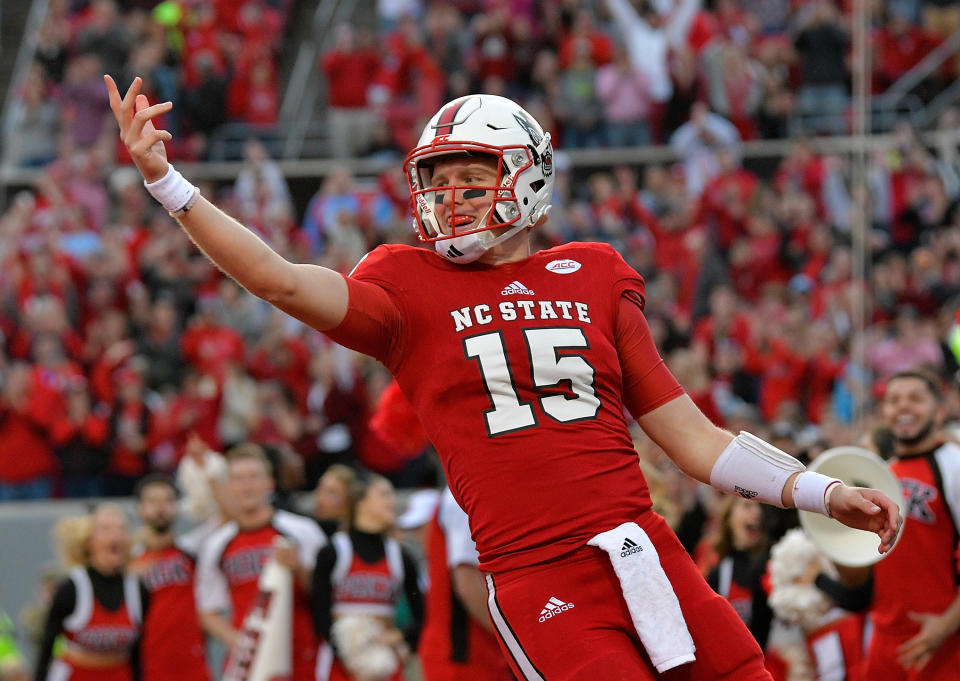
[595,42,653,147]
[604,0,700,104]
[552,43,604,148]
[233,138,293,226]
[50,378,110,498]
[33,1,70,83]
[874,7,935,92]
[320,24,383,158]
[705,497,774,650]
[75,0,132,83]
[227,55,280,127]
[557,7,613,70]
[701,42,766,140]
[0,363,57,500]
[136,296,184,392]
[314,463,358,538]
[301,168,363,258]
[868,304,945,381]
[217,359,259,448]
[670,102,742,196]
[180,302,245,382]
[4,64,60,168]
[57,53,114,153]
[105,365,152,495]
[792,1,850,136]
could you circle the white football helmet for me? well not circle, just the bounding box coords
[404,95,555,263]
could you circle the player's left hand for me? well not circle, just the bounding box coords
[826,485,902,554]
[896,611,954,669]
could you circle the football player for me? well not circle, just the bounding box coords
[106,76,901,681]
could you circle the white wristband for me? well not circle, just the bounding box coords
[793,472,843,517]
[143,164,197,214]
[710,431,805,508]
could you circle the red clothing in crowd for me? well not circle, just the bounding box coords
[0,393,57,482]
[180,321,245,382]
[321,48,381,109]
[247,335,312,408]
[744,338,807,421]
[874,25,933,89]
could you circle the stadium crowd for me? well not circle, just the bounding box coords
[6,0,959,166]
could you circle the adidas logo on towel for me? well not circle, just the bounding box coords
[501,280,535,296]
[621,537,643,557]
[538,596,575,623]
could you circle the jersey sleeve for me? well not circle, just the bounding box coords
[324,246,407,371]
[195,527,233,614]
[602,243,646,311]
[616,293,685,417]
[437,489,480,568]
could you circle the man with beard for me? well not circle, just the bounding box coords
[862,369,960,680]
[130,475,211,681]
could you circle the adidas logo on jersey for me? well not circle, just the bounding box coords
[621,537,643,557]
[538,596,575,623]
[501,280,534,296]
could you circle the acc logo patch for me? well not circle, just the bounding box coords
[545,259,581,274]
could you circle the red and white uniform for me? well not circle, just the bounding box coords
[53,567,142,681]
[805,611,867,681]
[318,532,407,681]
[327,243,770,680]
[329,531,405,619]
[419,489,513,681]
[863,442,960,681]
[196,510,326,681]
[130,543,210,681]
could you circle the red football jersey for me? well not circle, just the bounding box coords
[196,510,326,681]
[335,243,668,572]
[130,544,210,681]
[872,443,960,632]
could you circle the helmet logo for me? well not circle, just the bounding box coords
[431,97,481,137]
[542,150,553,177]
[512,112,542,145]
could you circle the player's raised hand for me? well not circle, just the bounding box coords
[827,485,902,554]
[104,75,173,183]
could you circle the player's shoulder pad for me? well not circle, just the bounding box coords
[347,243,432,280]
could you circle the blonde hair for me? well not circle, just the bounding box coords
[54,504,128,568]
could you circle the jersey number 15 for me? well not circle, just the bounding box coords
[464,327,601,436]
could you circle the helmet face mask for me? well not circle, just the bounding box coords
[404,95,554,263]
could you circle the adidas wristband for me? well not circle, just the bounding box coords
[143,164,198,215]
[793,472,843,517]
[710,431,805,508]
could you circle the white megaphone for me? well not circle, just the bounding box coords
[799,446,905,567]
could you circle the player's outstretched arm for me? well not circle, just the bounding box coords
[638,395,901,553]
[104,75,349,331]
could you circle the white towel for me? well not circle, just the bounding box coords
[588,522,696,672]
